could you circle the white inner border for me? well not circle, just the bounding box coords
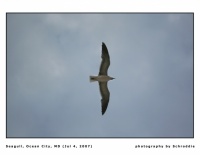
[0,0,199,154]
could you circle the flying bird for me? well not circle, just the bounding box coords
[90,42,115,115]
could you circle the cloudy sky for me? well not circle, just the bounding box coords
[7,13,193,138]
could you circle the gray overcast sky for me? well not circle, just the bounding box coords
[7,13,193,137]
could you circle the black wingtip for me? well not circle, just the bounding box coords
[102,107,105,115]
[102,42,108,52]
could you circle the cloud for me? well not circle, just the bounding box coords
[7,14,193,137]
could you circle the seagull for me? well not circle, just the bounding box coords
[90,42,115,115]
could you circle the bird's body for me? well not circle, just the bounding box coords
[90,42,115,115]
[90,75,114,82]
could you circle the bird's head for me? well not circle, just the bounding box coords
[110,77,115,80]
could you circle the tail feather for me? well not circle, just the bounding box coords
[90,76,97,82]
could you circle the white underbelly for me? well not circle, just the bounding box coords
[90,75,110,82]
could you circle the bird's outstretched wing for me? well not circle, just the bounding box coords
[99,42,110,76]
[99,81,110,115]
